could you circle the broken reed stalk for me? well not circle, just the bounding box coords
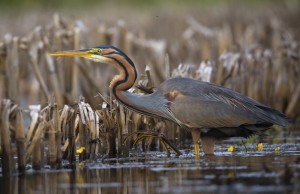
[117,105,129,157]
[110,102,118,158]
[286,84,300,117]
[27,51,50,100]
[32,139,42,171]
[85,103,96,159]
[29,121,47,170]
[95,107,111,158]
[15,108,26,171]
[77,102,89,160]
[71,27,80,100]
[102,100,117,158]
[57,105,71,166]
[78,101,89,157]
[67,111,78,166]
[55,125,62,168]
[44,52,64,107]
[79,101,99,159]
[4,35,20,103]
[94,110,100,157]
[114,20,128,53]
[0,100,14,175]
[48,97,59,167]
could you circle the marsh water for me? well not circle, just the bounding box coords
[1,131,300,194]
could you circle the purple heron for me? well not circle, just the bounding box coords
[51,45,290,156]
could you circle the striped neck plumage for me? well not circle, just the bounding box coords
[104,51,162,117]
[105,52,137,92]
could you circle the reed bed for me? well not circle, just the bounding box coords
[0,11,299,174]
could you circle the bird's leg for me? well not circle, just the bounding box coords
[201,136,215,155]
[191,128,201,157]
[124,130,182,156]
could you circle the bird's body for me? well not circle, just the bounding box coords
[51,45,290,156]
[156,77,289,130]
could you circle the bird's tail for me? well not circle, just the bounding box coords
[256,105,291,127]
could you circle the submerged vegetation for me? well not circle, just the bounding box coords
[0,3,299,175]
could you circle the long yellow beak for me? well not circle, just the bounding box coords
[50,49,92,58]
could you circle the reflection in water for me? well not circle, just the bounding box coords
[0,152,299,194]
[1,132,300,194]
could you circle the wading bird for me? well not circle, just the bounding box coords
[51,45,290,156]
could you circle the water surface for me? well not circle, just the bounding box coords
[1,132,300,194]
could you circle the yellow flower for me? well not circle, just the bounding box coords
[257,143,263,151]
[275,146,280,152]
[76,146,86,154]
[227,145,234,152]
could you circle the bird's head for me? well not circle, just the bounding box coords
[50,45,137,85]
[50,45,134,65]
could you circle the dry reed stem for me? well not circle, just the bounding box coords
[15,108,26,171]
[0,99,14,175]
[48,97,59,167]
[44,52,64,107]
[164,54,171,79]
[63,110,78,164]
[32,138,42,170]
[77,119,88,160]
[78,101,99,159]
[93,113,100,158]
[59,105,72,141]
[25,120,49,162]
[60,106,76,155]
[71,27,80,98]
[117,105,130,157]
[27,105,41,141]
[55,129,62,168]
[87,103,97,139]
[286,84,300,117]
[114,20,128,53]
[97,23,107,45]
[28,51,50,99]
[4,35,20,103]
[145,65,153,89]
[99,100,117,157]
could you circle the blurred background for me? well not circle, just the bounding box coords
[1,0,299,116]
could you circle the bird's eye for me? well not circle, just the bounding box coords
[90,48,102,55]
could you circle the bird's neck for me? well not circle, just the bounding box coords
[106,56,137,91]
[106,55,180,124]
[105,55,166,117]
[104,54,150,114]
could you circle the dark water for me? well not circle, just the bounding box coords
[1,132,300,194]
